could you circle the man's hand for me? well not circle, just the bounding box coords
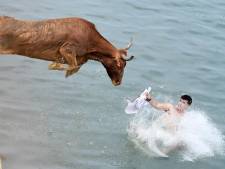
[145,92,152,102]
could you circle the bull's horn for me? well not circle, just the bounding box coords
[125,38,133,50]
[122,55,134,61]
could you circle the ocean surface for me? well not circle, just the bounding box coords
[0,0,225,169]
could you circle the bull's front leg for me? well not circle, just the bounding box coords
[48,53,66,70]
[48,62,65,70]
[59,42,80,78]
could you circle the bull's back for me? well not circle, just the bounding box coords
[0,16,61,58]
[0,16,105,60]
[0,16,98,46]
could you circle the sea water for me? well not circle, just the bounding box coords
[0,0,225,168]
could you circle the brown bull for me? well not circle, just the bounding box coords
[0,16,134,86]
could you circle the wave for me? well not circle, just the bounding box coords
[127,108,225,161]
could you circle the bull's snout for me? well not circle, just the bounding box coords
[112,80,121,86]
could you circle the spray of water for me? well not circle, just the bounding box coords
[127,108,225,161]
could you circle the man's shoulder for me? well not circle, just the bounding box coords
[161,103,174,112]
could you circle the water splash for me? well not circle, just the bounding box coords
[178,110,225,161]
[127,108,225,161]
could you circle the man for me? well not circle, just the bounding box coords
[144,93,192,155]
[145,93,192,117]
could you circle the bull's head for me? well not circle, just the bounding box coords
[102,39,134,86]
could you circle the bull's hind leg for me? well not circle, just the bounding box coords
[59,42,80,78]
[0,36,15,54]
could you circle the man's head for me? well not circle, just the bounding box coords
[176,95,192,113]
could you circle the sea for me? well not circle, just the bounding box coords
[0,0,225,169]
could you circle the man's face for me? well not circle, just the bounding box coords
[176,98,190,113]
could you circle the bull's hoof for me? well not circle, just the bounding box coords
[65,67,79,78]
[48,62,65,70]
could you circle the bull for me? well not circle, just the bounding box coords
[0,16,134,86]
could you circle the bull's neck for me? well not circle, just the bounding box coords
[92,34,118,57]
[87,51,117,66]
[88,38,119,63]
[88,52,105,63]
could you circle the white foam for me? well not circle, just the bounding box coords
[127,108,225,161]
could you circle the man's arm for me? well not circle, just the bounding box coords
[145,93,173,112]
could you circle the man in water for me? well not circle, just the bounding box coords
[145,94,192,116]
[144,93,192,155]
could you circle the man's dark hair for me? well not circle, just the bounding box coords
[181,95,192,105]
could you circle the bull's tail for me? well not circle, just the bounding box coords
[0,157,2,169]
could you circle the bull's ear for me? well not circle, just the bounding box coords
[119,49,127,56]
